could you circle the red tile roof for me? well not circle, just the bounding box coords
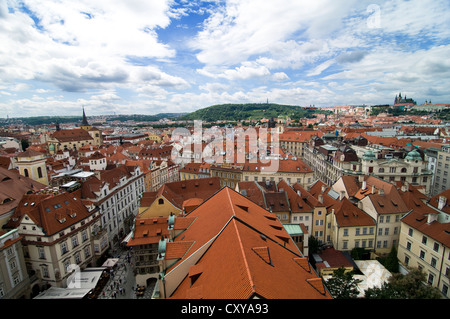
[140,177,221,211]
[51,129,93,143]
[166,187,331,299]
[170,214,331,299]
[402,210,450,248]
[6,191,95,236]
[330,197,376,227]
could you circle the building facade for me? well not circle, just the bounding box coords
[4,191,107,288]
[398,209,450,298]
[0,229,31,299]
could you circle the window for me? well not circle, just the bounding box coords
[82,230,88,242]
[42,265,49,278]
[434,242,439,252]
[158,198,164,205]
[84,246,91,258]
[37,167,43,178]
[72,236,79,248]
[75,252,81,264]
[408,228,414,236]
[420,250,425,260]
[404,255,410,266]
[343,229,349,237]
[61,242,68,255]
[422,236,428,245]
[24,168,29,177]
[427,273,434,286]
[431,257,437,268]
[442,284,449,297]
[406,241,412,251]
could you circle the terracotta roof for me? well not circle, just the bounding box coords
[127,217,170,246]
[399,184,431,215]
[429,189,450,214]
[165,241,195,260]
[339,175,361,197]
[164,188,331,299]
[401,210,450,248]
[355,176,409,214]
[140,177,221,210]
[16,149,44,158]
[292,183,323,208]
[330,197,376,227]
[170,201,331,299]
[307,180,338,208]
[0,167,46,217]
[277,180,312,213]
[5,191,95,236]
[243,158,312,174]
[51,129,93,143]
[318,247,354,269]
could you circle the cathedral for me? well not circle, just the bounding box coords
[394,92,416,105]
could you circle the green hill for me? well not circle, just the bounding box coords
[178,103,328,122]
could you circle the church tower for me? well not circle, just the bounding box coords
[80,107,91,131]
[15,150,49,186]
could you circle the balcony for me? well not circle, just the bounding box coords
[91,226,107,240]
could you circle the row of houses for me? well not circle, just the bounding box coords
[131,173,450,298]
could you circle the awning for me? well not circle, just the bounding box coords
[122,231,133,244]
[34,287,92,299]
[102,258,119,268]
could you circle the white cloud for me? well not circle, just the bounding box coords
[1,0,449,116]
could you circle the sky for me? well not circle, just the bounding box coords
[0,0,449,118]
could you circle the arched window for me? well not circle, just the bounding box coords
[379,168,385,173]
[158,198,164,205]
[38,167,43,178]
[401,168,407,173]
[24,168,29,178]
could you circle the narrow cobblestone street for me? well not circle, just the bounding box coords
[97,246,154,299]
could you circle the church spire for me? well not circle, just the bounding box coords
[81,107,89,126]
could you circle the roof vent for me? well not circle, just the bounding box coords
[236,204,249,212]
[306,278,326,295]
[293,257,311,272]
[252,247,273,266]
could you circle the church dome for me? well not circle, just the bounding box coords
[362,150,376,160]
[405,149,422,161]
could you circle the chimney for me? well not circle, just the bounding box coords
[379,189,385,196]
[321,185,327,193]
[427,213,438,224]
[357,201,363,209]
[371,185,375,194]
[438,196,446,210]
[297,190,301,197]
[318,194,323,204]
[362,181,367,190]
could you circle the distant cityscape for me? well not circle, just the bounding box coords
[0,96,449,301]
